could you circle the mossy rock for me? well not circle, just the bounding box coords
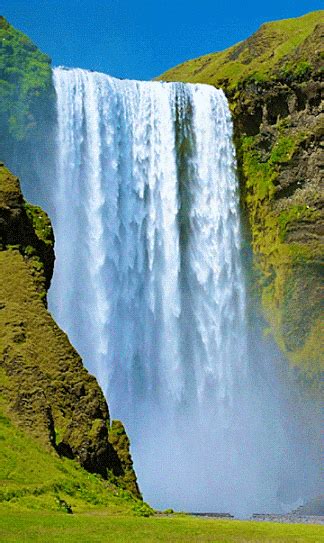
[0,164,140,500]
[108,420,141,499]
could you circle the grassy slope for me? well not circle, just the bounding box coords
[0,509,323,543]
[0,244,149,516]
[158,11,323,88]
[0,409,143,515]
[0,246,104,445]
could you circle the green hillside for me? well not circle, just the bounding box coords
[159,11,323,91]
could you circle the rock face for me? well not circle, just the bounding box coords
[234,71,322,385]
[0,163,141,498]
[0,161,54,294]
[160,11,324,388]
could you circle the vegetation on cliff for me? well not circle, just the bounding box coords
[0,16,55,198]
[0,410,146,515]
[0,163,146,513]
[0,16,53,143]
[158,11,322,91]
[159,11,324,385]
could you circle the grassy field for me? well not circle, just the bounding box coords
[0,509,323,543]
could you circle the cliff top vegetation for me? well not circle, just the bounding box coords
[0,16,53,142]
[158,11,323,90]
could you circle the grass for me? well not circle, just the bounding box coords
[0,407,146,516]
[158,11,323,90]
[0,509,323,542]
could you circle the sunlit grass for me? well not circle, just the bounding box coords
[158,11,323,88]
[1,509,323,542]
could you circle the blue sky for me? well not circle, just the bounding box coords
[1,1,323,80]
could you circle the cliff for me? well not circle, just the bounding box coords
[159,11,324,388]
[0,163,144,511]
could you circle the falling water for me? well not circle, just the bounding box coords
[48,67,319,516]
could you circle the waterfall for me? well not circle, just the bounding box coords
[48,67,319,516]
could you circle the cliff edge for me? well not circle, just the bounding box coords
[0,163,142,510]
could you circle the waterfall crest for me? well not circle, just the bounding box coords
[49,67,318,516]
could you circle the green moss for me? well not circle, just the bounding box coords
[54,427,63,446]
[270,136,297,164]
[88,419,104,440]
[270,130,308,164]
[240,136,277,201]
[0,164,54,301]
[278,205,321,241]
[108,421,141,499]
[24,204,53,246]
[281,60,312,80]
[235,125,323,384]
[0,16,53,142]
[281,263,322,351]
[26,254,47,302]
[0,163,22,207]
[0,409,145,514]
